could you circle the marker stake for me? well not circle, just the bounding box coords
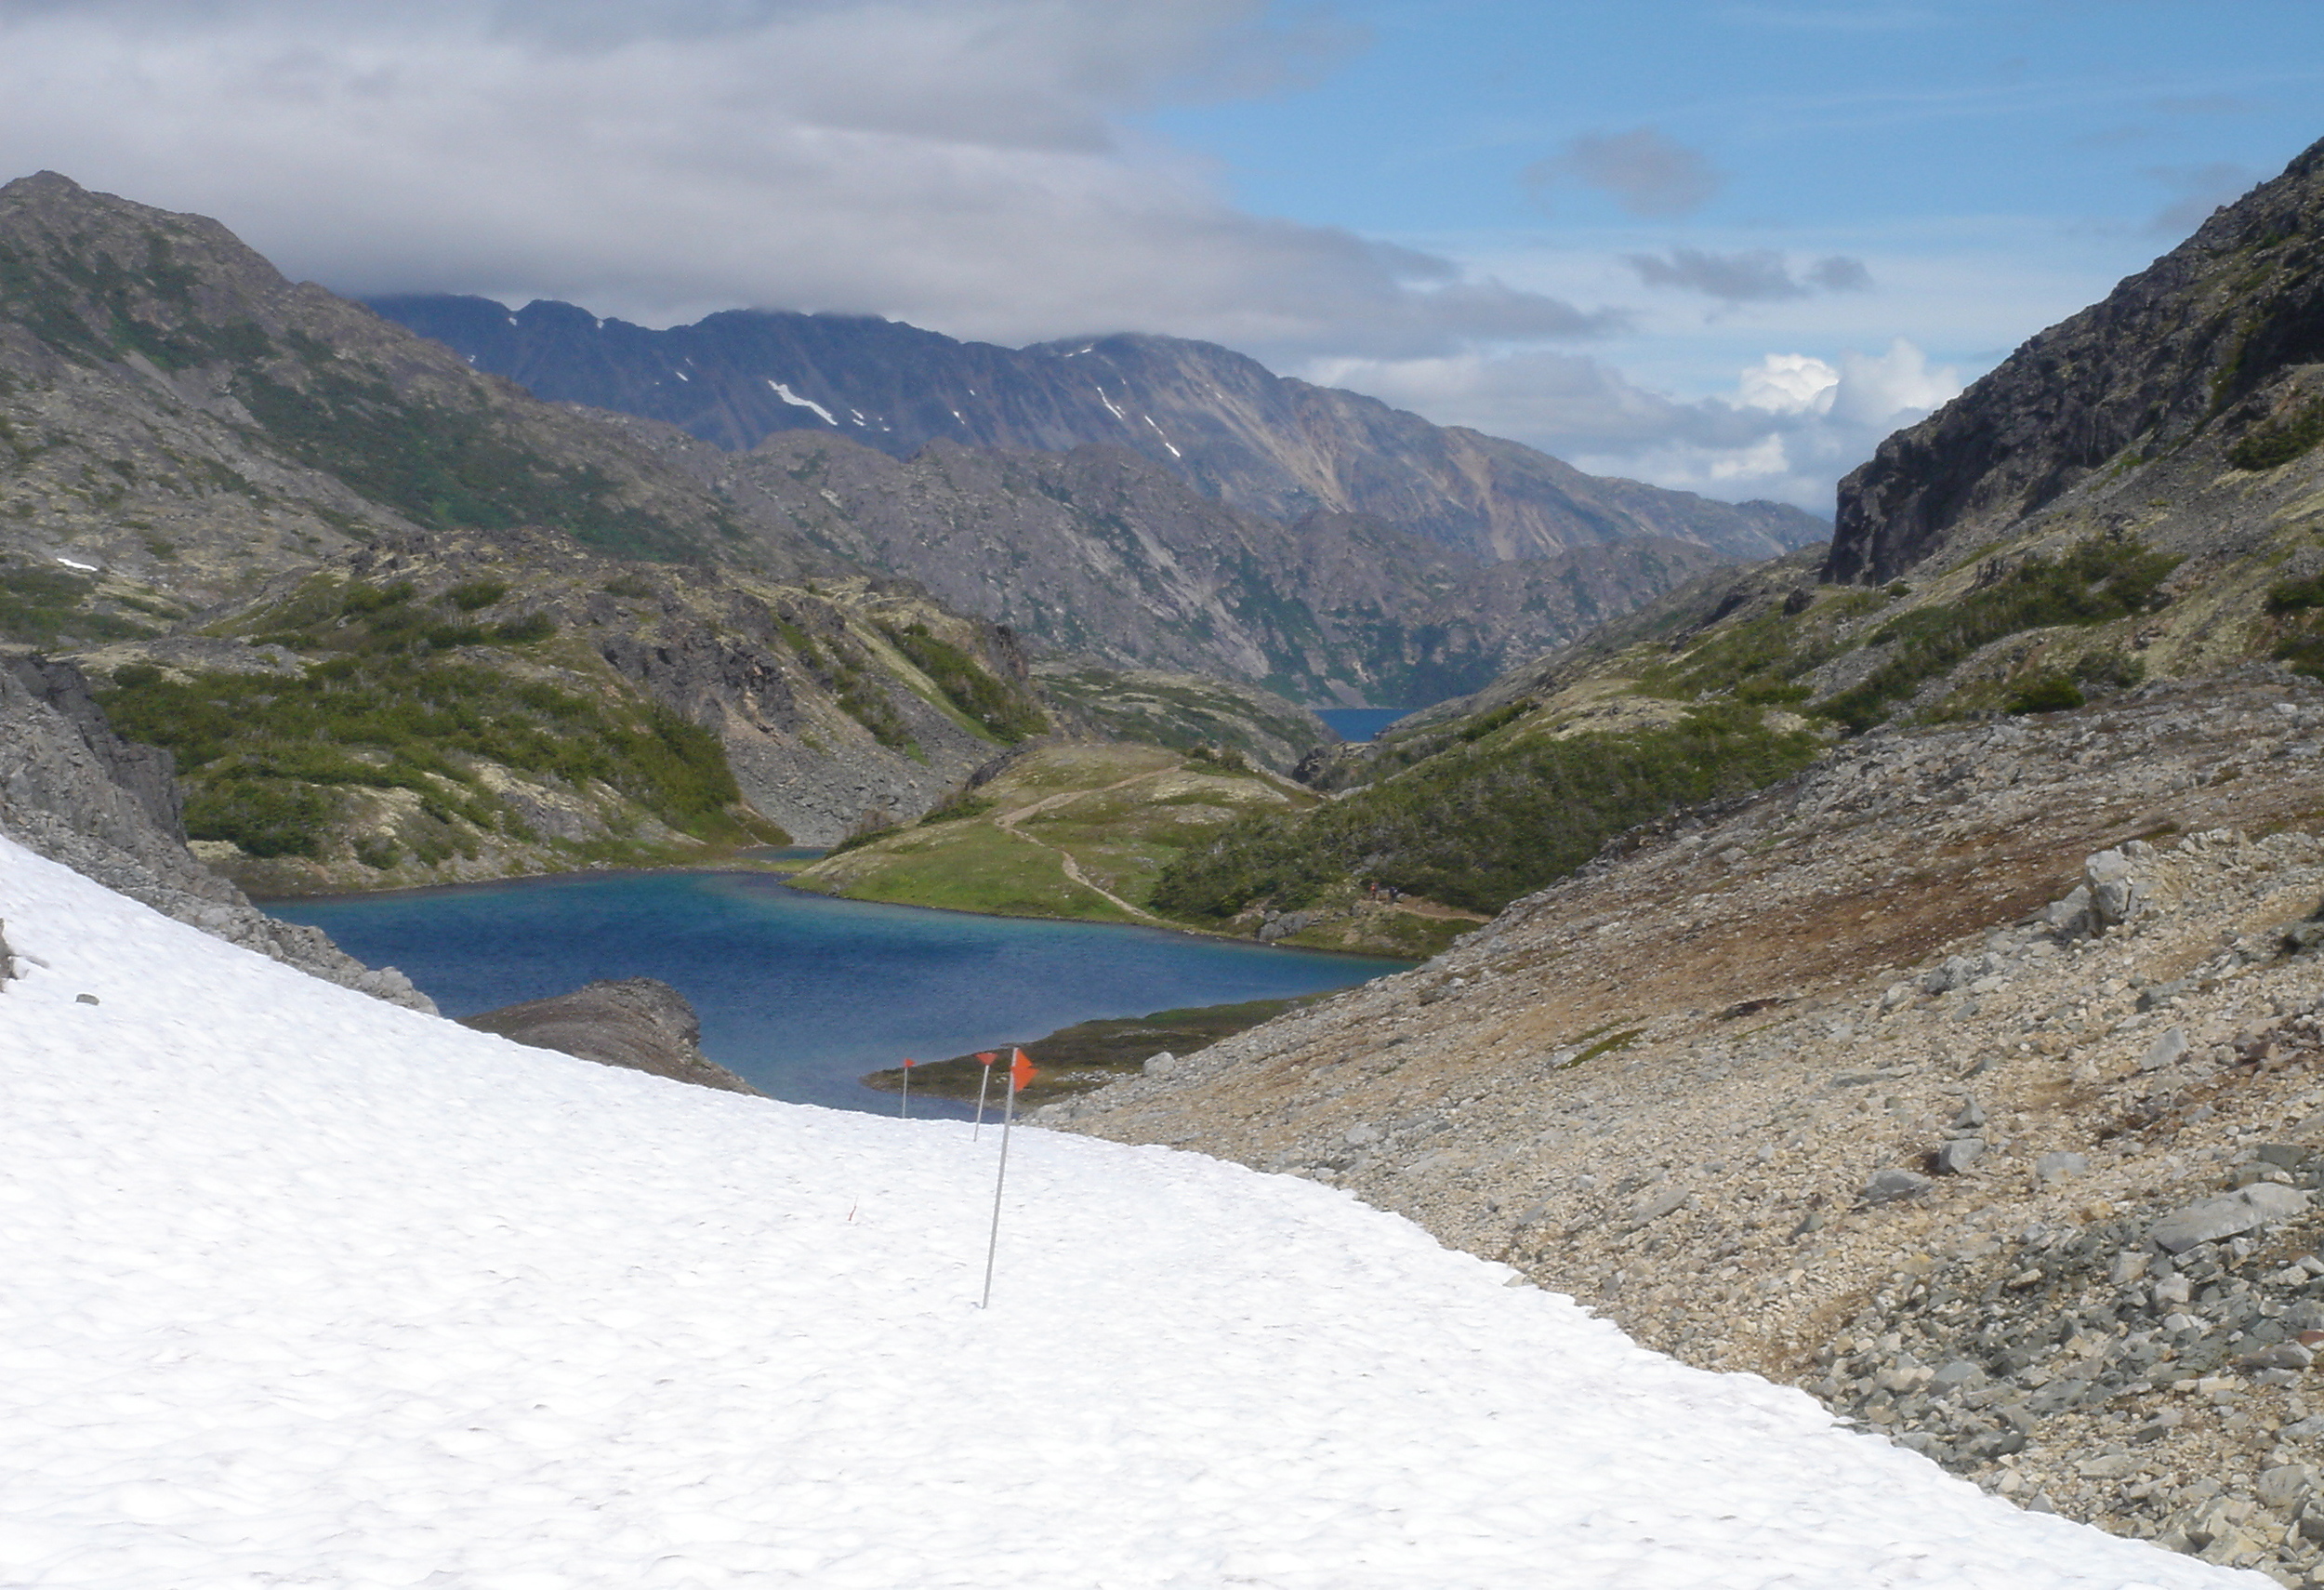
[979,1049,1037,1308]
[971,1052,997,1139]
[900,1056,916,1119]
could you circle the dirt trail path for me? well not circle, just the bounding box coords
[993,775,1164,922]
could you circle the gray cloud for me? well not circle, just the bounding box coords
[1623,247,1872,302]
[2143,160,2258,235]
[1525,127,1723,219]
[0,0,1585,359]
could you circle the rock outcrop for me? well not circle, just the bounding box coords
[458,977,756,1095]
[0,652,433,1009]
[1830,135,2324,586]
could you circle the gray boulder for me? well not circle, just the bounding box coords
[2035,1150,2089,1184]
[2142,1027,2190,1071]
[2084,849,2141,931]
[2148,1184,2312,1253]
[1860,1168,1934,1205]
[459,977,758,1095]
[1934,1137,1986,1175]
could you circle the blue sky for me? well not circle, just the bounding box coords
[0,0,2315,510]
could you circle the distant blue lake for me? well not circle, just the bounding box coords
[271,871,1405,1116]
[1316,707,1414,742]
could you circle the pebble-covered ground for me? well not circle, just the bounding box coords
[1051,668,2324,1584]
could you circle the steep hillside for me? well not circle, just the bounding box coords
[1155,133,2324,926]
[0,169,997,868]
[373,293,1826,564]
[1055,669,2324,1582]
[73,523,1052,884]
[609,418,1728,703]
[0,650,433,1005]
[1832,135,2324,586]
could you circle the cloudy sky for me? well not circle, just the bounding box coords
[0,0,2317,511]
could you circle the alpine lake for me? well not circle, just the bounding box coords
[271,861,1409,1117]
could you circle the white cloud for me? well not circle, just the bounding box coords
[1736,352,1839,414]
[0,0,1601,356]
[1303,337,1961,512]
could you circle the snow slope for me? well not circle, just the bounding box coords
[0,837,2266,1589]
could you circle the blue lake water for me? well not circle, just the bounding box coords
[1315,707,1414,742]
[271,871,1406,1116]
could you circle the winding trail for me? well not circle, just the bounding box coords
[993,773,1165,922]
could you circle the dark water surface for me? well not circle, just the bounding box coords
[271,871,1406,1116]
[1315,707,1414,742]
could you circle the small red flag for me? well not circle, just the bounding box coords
[1010,1048,1037,1092]
[976,1052,997,1067]
[904,1056,917,1068]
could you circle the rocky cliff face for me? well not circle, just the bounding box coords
[1830,136,2324,586]
[370,293,1827,566]
[0,652,434,1007]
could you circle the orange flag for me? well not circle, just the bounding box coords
[976,1052,997,1067]
[1011,1048,1037,1092]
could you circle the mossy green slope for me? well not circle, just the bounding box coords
[787,743,1313,924]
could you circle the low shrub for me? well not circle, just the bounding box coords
[1151,702,1822,920]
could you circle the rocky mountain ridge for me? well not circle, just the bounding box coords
[607,417,1729,703]
[372,292,1825,567]
[0,169,1737,713]
[1832,134,2324,587]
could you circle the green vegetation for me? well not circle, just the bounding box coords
[2005,675,2086,714]
[2229,400,2324,471]
[1558,1027,1644,1069]
[1820,537,2179,731]
[0,561,152,646]
[918,793,997,825]
[882,621,1047,742]
[244,577,559,655]
[97,655,761,862]
[792,744,1319,928]
[1153,702,1823,920]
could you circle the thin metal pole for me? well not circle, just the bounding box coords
[979,1070,1021,1309]
[971,1053,996,1139]
[900,1057,913,1119]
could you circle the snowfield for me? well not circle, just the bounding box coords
[0,838,2266,1589]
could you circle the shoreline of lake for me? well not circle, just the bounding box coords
[269,867,1412,1116]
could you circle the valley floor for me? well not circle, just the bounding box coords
[0,837,2259,1588]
